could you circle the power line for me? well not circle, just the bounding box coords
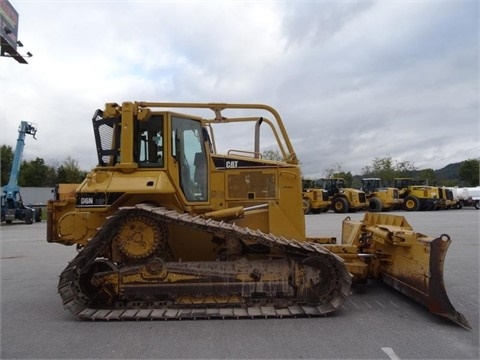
[440,146,480,162]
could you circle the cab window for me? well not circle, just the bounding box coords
[171,117,208,201]
[136,115,164,167]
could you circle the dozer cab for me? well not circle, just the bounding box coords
[302,179,330,214]
[394,178,440,211]
[321,178,368,213]
[47,102,469,329]
[361,178,403,212]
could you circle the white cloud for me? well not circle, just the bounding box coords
[1,0,478,178]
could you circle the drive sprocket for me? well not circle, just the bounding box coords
[113,212,162,259]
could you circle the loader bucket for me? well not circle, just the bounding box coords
[341,213,471,330]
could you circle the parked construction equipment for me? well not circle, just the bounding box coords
[394,178,440,211]
[302,179,331,214]
[46,101,469,329]
[436,187,458,209]
[320,178,367,213]
[361,178,402,212]
[1,121,42,224]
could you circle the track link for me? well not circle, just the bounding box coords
[58,204,351,320]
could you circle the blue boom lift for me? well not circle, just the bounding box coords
[1,121,41,224]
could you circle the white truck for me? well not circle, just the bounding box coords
[449,186,480,209]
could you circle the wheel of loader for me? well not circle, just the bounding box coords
[368,197,383,212]
[404,195,420,211]
[302,199,311,214]
[332,197,349,213]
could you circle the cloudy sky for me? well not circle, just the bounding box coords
[1,0,478,178]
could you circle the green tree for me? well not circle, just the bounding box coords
[361,156,396,184]
[361,156,417,187]
[1,145,14,186]
[323,163,344,179]
[18,157,57,187]
[262,149,283,161]
[459,159,480,186]
[395,160,417,176]
[338,171,354,187]
[418,168,437,185]
[57,157,87,183]
[323,164,354,187]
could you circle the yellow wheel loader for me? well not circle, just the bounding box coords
[395,178,440,211]
[361,178,403,212]
[47,102,469,329]
[302,179,331,214]
[321,178,368,213]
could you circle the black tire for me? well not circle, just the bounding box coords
[25,210,33,224]
[369,197,383,212]
[475,201,479,210]
[35,208,42,222]
[332,197,349,213]
[302,199,311,214]
[404,195,420,211]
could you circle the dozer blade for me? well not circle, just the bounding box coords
[340,213,471,330]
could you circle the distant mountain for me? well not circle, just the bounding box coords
[353,161,468,187]
[434,162,461,182]
[410,162,469,186]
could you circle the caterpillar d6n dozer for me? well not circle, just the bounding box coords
[47,102,470,329]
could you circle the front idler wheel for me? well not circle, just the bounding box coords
[78,259,117,305]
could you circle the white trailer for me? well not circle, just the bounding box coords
[449,186,480,209]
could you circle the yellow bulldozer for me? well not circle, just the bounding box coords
[46,102,469,329]
[302,179,331,214]
[361,178,403,212]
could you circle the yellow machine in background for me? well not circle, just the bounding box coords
[302,179,331,214]
[395,178,440,211]
[361,177,403,212]
[437,187,458,209]
[47,102,469,329]
[320,178,368,213]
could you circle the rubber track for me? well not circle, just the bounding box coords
[57,204,351,321]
